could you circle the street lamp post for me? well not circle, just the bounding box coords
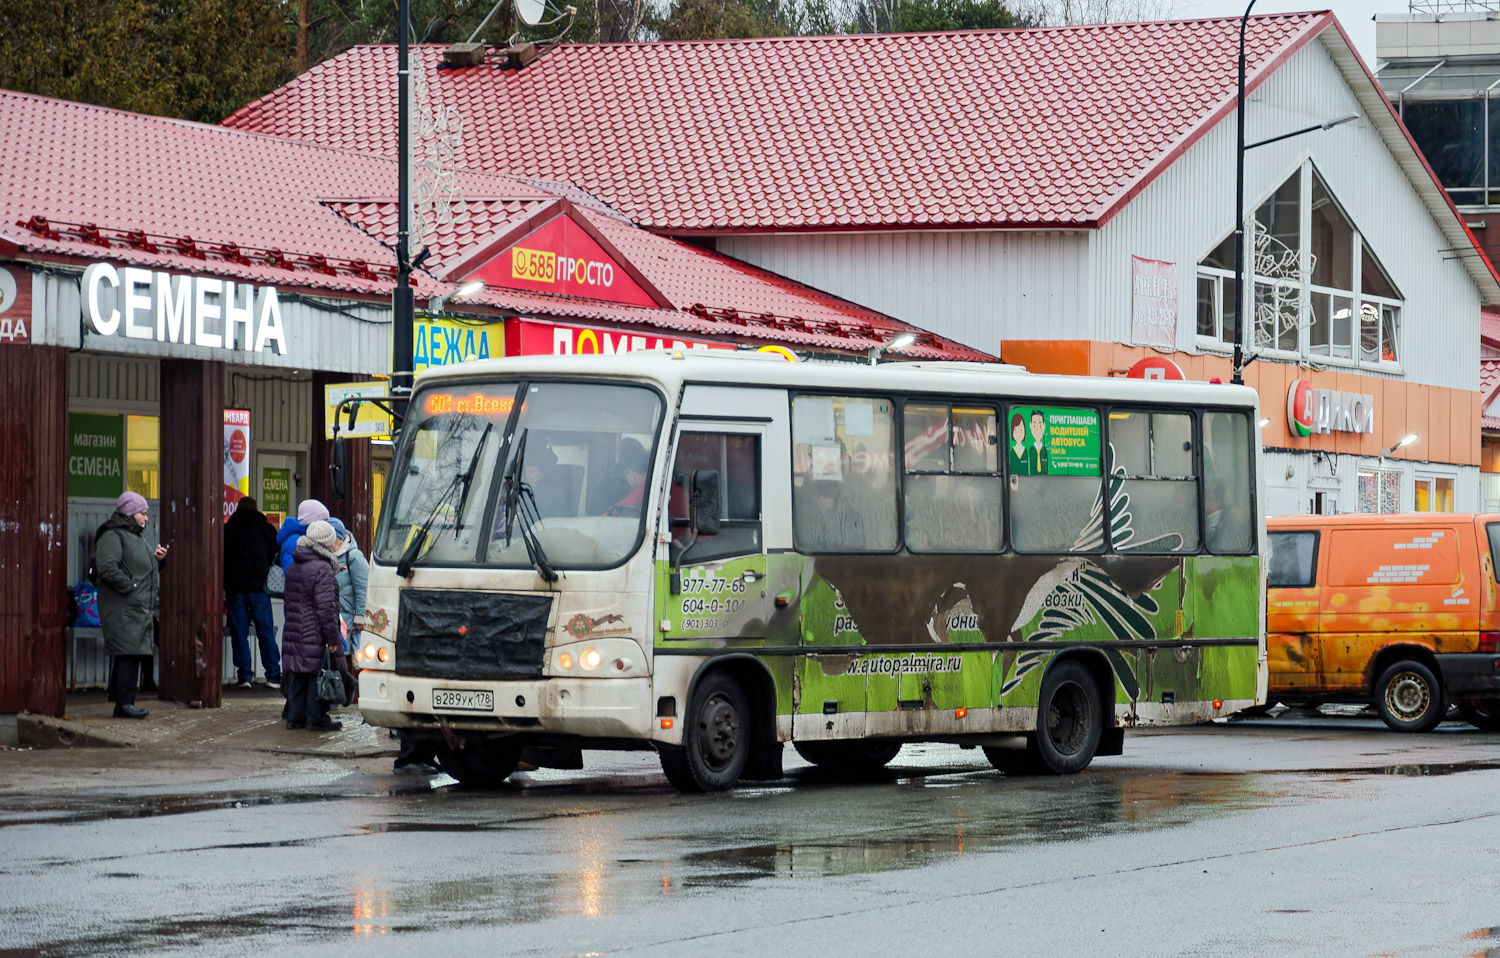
[392,0,417,410]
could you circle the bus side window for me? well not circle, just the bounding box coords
[903,403,1002,553]
[670,432,762,564]
[1267,531,1318,587]
[791,395,898,552]
[1110,409,1199,553]
[1203,411,1254,554]
[1008,405,1106,554]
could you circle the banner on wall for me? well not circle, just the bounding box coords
[414,316,504,371]
[262,467,291,528]
[1130,256,1177,350]
[68,412,126,498]
[223,409,250,520]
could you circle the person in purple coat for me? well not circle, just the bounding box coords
[281,520,348,731]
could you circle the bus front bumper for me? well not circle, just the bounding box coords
[358,671,653,739]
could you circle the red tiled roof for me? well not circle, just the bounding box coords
[325,198,990,358]
[224,14,1329,232]
[0,89,984,360]
[1483,307,1500,346]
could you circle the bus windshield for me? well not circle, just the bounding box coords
[374,380,664,570]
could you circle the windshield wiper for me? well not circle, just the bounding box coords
[500,430,559,583]
[395,423,493,579]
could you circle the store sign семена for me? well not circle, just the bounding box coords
[81,263,287,354]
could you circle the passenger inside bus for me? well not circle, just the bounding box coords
[604,438,650,518]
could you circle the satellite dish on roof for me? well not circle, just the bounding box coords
[514,0,547,27]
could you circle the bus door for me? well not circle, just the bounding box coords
[655,386,794,658]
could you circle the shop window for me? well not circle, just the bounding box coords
[1267,531,1318,588]
[1108,410,1199,553]
[1358,468,1401,514]
[1415,476,1455,513]
[1195,163,1402,366]
[669,432,761,563]
[792,395,898,552]
[902,403,1002,553]
[1008,405,1105,554]
[1203,411,1254,554]
[126,415,159,500]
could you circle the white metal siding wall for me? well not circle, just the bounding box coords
[32,268,392,375]
[1095,39,1481,390]
[69,353,159,403]
[1261,448,1480,517]
[716,230,1091,356]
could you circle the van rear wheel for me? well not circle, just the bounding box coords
[794,740,902,774]
[1458,699,1500,731]
[1374,659,1445,733]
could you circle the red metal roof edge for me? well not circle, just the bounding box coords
[434,200,562,280]
[568,206,674,310]
[1092,11,1334,229]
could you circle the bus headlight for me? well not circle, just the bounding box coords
[558,652,574,670]
[581,648,602,671]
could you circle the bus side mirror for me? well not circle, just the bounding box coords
[331,435,347,500]
[690,469,721,536]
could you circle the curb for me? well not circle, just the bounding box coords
[18,714,136,749]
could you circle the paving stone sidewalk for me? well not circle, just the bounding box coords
[17,685,394,758]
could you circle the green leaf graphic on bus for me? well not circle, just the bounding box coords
[1003,446,1162,700]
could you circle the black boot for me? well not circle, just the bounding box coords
[113,705,149,719]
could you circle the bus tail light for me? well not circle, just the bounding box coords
[558,652,573,670]
[362,643,375,661]
[661,718,674,729]
[581,649,601,671]
[955,707,967,719]
[377,648,389,663]
[1481,632,1499,653]
[1213,699,1224,710]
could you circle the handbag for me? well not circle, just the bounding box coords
[264,563,285,599]
[316,649,344,705]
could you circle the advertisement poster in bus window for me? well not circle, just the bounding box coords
[1005,406,1099,477]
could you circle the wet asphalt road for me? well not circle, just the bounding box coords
[2,715,1499,958]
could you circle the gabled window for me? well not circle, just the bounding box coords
[1196,161,1403,367]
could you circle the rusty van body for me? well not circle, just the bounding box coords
[1266,514,1500,732]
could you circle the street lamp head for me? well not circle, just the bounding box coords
[453,279,484,300]
[889,333,917,350]
[1321,112,1359,131]
[1382,433,1419,457]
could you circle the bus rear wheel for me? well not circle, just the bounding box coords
[436,736,524,789]
[794,740,902,774]
[660,671,751,792]
[988,661,1102,776]
[1374,659,1445,733]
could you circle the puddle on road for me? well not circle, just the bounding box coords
[1294,761,1500,779]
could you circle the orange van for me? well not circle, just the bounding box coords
[1266,514,1500,732]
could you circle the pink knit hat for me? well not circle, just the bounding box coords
[116,491,148,517]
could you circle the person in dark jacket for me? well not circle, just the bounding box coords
[224,496,283,689]
[95,491,168,719]
[276,498,330,573]
[281,520,347,731]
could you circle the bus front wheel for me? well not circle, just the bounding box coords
[986,661,1102,776]
[660,671,751,792]
[436,736,524,789]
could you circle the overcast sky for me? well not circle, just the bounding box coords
[1179,1,1416,65]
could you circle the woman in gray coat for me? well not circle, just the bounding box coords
[95,491,168,719]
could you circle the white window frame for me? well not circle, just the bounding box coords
[1194,159,1404,372]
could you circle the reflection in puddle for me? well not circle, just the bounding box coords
[1300,762,1500,778]
[677,770,1272,883]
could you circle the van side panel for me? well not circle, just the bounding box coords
[1318,524,1479,689]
